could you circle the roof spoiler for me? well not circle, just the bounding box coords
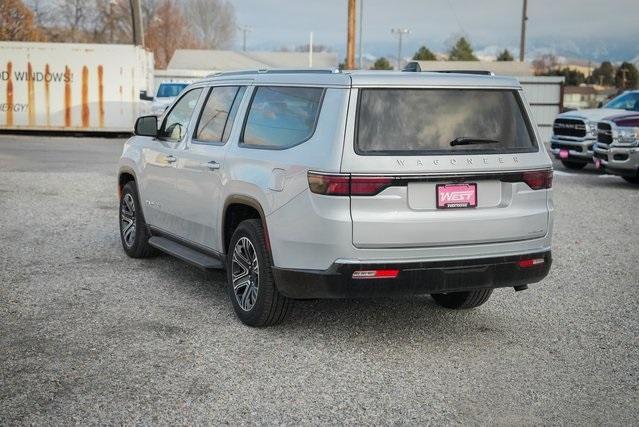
[402,61,495,76]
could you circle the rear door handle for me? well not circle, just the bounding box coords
[205,160,221,170]
[165,155,177,164]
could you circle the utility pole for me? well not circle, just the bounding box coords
[358,0,364,69]
[519,0,527,62]
[346,0,356,69]
[238,26,252,51]
[130,0,144,47]
[391,28,410,70]
[620,68,629,89]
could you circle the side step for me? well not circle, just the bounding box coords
[148,236,224,270]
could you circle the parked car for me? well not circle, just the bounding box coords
[150,82,189,116]
[594,113,639,184]
[551,90,639,169]
[117,69,554,326]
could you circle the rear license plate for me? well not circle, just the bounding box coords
[436,183,477,209]
[559,149,570,159]
[594,158,601,169]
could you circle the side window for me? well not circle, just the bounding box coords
[160,88,202,141]
[195,86,246,144]
[241,86,324,149]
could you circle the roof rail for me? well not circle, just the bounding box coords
[402,62,494,76]
[205,68,340,78]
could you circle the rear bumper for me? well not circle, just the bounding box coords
[273,251,552,299]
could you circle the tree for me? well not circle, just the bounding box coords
[589,61,614,86]
[615,62,638,89]
[145,0,200,69]
[0,0,46,41]
[532,54,558,75]
[448,37,477,61]
[412,45,436,61]
[496,49,514,61]
[182,0,235,49]
[371,57,393,70]
[555,68,586,86]
[53,0,95,42]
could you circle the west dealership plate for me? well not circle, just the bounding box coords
[436,183,477,209]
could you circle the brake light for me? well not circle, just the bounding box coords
[352,269,399,279]
[308,172,394,196]
[522,169,553,190]
[518,258,545,268]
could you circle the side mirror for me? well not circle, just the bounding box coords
[134,115,158,137]
[139,90,154,101]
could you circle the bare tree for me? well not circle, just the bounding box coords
[145,0,200,68]
[0,0,46,41]
[53,0,96,42]
[532,54,559,75]
[182,0,235,49]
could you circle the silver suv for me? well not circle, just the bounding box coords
[118,69,554,326]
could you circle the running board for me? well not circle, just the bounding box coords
[148,236,224,270]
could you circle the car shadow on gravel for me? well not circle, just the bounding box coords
[149,254,507,341]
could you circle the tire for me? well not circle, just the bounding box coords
[622,176,639,184]
[226,219,291,327]
[561,160,587,170]
[119,181,158,258]
[431,289,493,309]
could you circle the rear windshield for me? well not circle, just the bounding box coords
[355,88,536,155]
[157,83,188,98]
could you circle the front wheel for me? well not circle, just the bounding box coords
[561,160,587,170]
[226,219,291,327]
[431,289,493,309]
[119,181,157,258]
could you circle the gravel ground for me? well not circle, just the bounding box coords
[0,134,637,425]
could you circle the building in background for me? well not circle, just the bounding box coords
[159,49,339,87]
[563,85,618,110]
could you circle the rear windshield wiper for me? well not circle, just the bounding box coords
[450,137,501,147]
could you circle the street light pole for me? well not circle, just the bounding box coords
[391,28,410,70]
[238,25,252,51]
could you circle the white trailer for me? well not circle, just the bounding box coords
[0,41,153,133]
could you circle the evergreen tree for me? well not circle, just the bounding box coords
[496,49,514,61]
[615,62,639,89]
[448,37,478,61]
[412,46,437,61]
[371,57,393,70]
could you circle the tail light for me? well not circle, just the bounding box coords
[522,169,553,190]
[518,258,545,268]
[308,172,394,196]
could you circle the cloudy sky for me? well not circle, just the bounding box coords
[231,0,639,62]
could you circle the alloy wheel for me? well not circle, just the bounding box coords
[232,237,259,311]
[120,193,136,248]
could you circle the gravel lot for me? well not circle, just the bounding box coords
[1,134,637,425]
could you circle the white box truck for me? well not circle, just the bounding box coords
[0,41,154,133]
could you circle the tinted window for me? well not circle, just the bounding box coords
[356,89,536,155]
[157,83,188,98]
[242,86,324,149]
[160,88,202,141]
[605,92,639,111]
[195,86,245,143]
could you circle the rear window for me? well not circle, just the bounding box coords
[356,88,536,155]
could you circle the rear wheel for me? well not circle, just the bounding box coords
[561,160,587,170]
[622,175,639,184]
[431,289,493,309]
[226,219,291,326]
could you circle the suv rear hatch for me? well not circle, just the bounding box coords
[339,86,551,249]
